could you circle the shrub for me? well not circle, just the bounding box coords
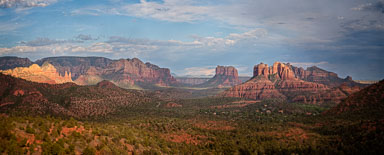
[82,146,96,155]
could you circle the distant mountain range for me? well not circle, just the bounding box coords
[0,56,370,104]
[0,56,177,89]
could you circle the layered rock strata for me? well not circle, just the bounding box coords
[199,66,242,87]
[222,62,356,104]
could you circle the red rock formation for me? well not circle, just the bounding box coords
[290,65,364,88]
[253,63,269,78]
[0,62,73,84]
[253,62,295,80]
[101,58,176,87]
[200,66,242,87]
[38,57,177,88]
[36,56,176,88]
[221,76,286,100]
[35,56,114,80]
[222,61,353,104]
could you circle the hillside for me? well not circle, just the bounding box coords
[326,80,384,116]
[0,73,156,118]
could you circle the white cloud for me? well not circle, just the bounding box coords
[181,66,216,77]
[290,61,329,69]
[0,28,271,58]
[121,0,211,22]
[0,0,56,8]
[351,1,384,13]
[70,0,383,47]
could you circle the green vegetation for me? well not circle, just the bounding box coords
[1,97,382,154]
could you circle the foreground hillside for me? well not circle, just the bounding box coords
[0,77,382,154]
[327,80,384,116]
[0,73,156,118]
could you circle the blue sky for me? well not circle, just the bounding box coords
[0,0,383,80]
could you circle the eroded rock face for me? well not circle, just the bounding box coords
[253,63,269,78]
[222,62,354,104]
[221,76,286,100]
[253,62,296,80]
[36,57,177,88]
[35,56,113,80]
[200,66,242,87]
[0,62,73,84]
[101,58,177,87]
[291,66,364,88]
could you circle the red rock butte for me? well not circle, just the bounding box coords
[222,62,360,104]
[199,65,242,87]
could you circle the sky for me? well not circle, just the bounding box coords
[0,0,383,80]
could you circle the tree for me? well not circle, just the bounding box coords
[26,125,35,134]
[82,146,96,155]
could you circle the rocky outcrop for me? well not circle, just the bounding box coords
[34,57,177,89]
[291,66,364,88]
[101,58,176,87]
[0,62,73,84]
[35,56,114,80]
[221,76,286,100]
[253,63,270,78]
[0,56,33,70]
[199,66,242,87]
[222,62,354,104]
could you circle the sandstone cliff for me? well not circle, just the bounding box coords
[221,75,286,100]
[291,66,363,88]
[199,66,242,88]
[35,56,114,80]
[99,58,177,88]
[222,62,354,104]
[35,57,177,89]
[0,62,73,84]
